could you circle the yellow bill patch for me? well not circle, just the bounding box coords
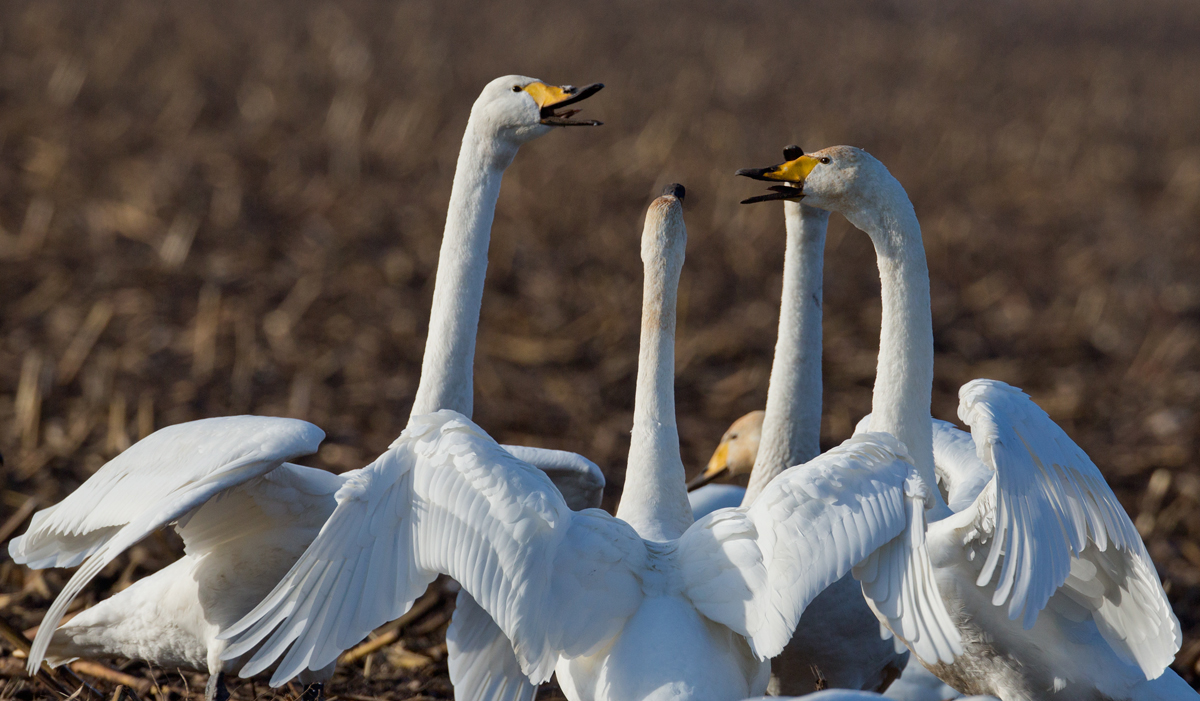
[705,442,730,475]
[763,155,820,183]
[523,82,573,109]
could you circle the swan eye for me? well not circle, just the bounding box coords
[819,156,832,164]
[512,85,522,93]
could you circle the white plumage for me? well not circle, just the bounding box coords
[218,190,956,701]
[220,411,943,700]
[738,145,1191,701]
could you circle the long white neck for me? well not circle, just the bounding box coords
[842,179,947,512]
[743,203,828,505]
[616,200,692,541]
[410,123,518,418]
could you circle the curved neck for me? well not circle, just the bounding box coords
[410,124,518,418]
[743,203,828,505]
[843,183,946,512]
[616,209,692,540]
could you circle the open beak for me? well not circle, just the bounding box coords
[687,443,730,491]
[735,154,819,204]
[523,82,605,126]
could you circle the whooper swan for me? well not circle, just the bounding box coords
[737,145,1195,701]
[9,74,606,701]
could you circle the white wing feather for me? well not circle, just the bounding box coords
[678,433,960,662]
[444,444,605,701]
[956,378,1178,678]
[8,416,323,674]
[855,471,962,664]
[447,589,537,701]
[221,410,645,687]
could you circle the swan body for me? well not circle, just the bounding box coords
[738,146,1191,701]
[218,190,953,701]
[11,74,605,701]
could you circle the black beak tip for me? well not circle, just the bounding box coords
[575,82,604,98]
[736,166,782,182]
[662,183,686,201]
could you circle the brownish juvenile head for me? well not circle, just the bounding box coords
[687,410,764,490]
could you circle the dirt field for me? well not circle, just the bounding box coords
[2,0,1199,698]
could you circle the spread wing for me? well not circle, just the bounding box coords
[447,589,537,701]
[951,379,1178,678]
[175,462,342,560]
[444,444,605,701]
[8,416,323,673]
[677,433,961,662]
[220,410,645,687]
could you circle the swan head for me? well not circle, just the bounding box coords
[641,183,687,270]
[471,75,604,144]
[735,145,891,213]
[687,410,763,490]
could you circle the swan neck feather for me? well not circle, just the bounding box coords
[411,122,518,417]
[616,199,693,540]
[847,176,944,504]
[744,202,827,504]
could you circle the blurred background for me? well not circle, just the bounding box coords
[1,0,1199,697]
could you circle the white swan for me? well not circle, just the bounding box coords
[215,187,954,701]
[688,160,908,695]
[737,145,1195,701]
[8,74,606,701]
